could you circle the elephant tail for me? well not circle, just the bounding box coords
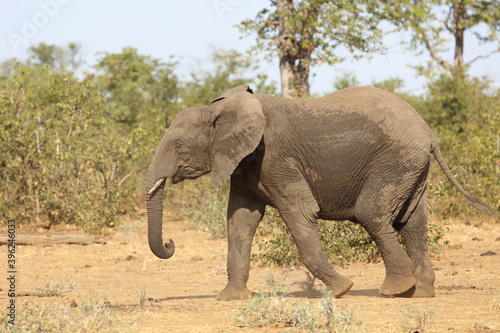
[431,143,497,216]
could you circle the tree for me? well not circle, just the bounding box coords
[94,47,179,128]
[385,0,500,74]
[238,0,384,98]
[180,49,277,107]
[27,42,84,72]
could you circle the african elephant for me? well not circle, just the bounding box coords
[145,85,495,300]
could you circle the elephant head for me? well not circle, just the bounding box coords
[145,85,266,259]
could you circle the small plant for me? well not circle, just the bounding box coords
[293,271,318,292]
[491,296,500,312]
[32,279,78,297]
[1,298,123,332]
[211,263,227,276]
[304,272,317,291]
[236,271,363,332]
[427,220,450,255]
[236,294,362,332]
[400,305,434,333]
[137,287,150,309]
[319,296,363,333]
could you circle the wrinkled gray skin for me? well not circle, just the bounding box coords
[146,85,495,300]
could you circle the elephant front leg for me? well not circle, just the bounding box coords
[216,186,265,301]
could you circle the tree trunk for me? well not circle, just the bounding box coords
[296,58,310,97]
[453,1,465,68]
[277,0,296,98]
[275,0,315,98]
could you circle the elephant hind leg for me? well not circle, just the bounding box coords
[355,191,416,296]
[275,177,353,298]
[398,192,435,298]
[281,208,354,298]
[360,219,416,296]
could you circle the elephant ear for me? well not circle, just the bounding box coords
[209,85,253,105]
[209,89,265,189]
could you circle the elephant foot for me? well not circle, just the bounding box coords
[411,281,435,297]
[393,281,435,298]
[325,275,354,298]
[379,274,416,296]
[216,284,254,301]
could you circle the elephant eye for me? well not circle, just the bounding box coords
[174,140,184,151]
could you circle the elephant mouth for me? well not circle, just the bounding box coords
[172,165,208,184]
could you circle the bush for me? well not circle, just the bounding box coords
[162,175,230,238]
[421,73,500,218]
[253,207,379,267]
[0,64,146,232]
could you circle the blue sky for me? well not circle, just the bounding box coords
[2,0,499,96]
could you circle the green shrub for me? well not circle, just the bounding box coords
[253,207,379,267]
[420,74,500,218]
[163,175,230,238]
[0,64,148,232]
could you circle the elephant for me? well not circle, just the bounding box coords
[145,85,495,300]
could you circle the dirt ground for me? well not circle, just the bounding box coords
[2,214,499,332]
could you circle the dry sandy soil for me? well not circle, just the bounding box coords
[1,215,499,332]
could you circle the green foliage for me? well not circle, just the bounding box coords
[427,220,450,254]
[0,44,277,233]
[253,207,379,267]
[238,0,385,96]
[95,47,179,128]
[252,207,301,266]
[238,0,384,66]
[333,71,360,91]
[186,178,229,239]
[27,42,84,72]
[380,0,500,74]
[371,76,405,94]
[421,73,500,217]
[0,61,148,232]
[180,49,277,108]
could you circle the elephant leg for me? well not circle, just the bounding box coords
[275,179,353,298]
[354,163,437,296]
[279,210,353,297]
[366,221,416,296]
[398,192,435,297]
[216,185,265,301]
[356,199,416,295]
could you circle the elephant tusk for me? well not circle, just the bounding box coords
[148,178,166,194]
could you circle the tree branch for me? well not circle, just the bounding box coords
[468,49,500,64]
[117,168,136,187]
[423,35,451,69]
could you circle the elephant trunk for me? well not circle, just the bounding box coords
[146,177,175,259]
